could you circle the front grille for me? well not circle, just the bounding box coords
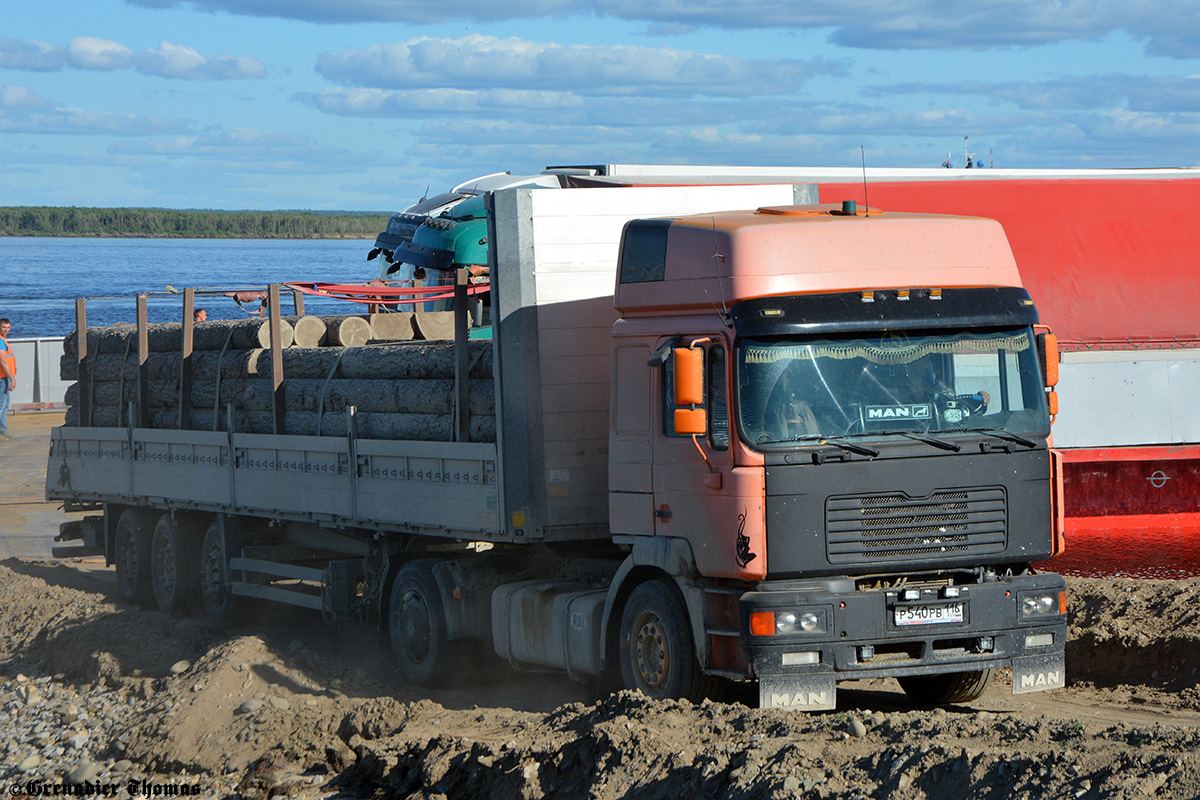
[826,487,1007,564]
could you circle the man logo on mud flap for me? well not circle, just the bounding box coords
[771,691,832,708]
[1019,670,1063,689]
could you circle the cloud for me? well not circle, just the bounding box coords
[878,75,1200,113]
[0,84,191,136]
[305,86,785,132]
[126,0,1200,58]
[0,35,265,80]
[125,0,565,23]
[105,128,376,174]
[0,35,64,71]
[304,86,595,118]
[316,35,830,98]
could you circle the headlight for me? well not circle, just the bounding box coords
[1020,591,1065,618]
[749,609,829,636]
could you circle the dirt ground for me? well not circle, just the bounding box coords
[0,558,1197,799]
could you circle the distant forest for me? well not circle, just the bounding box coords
[0,207,389,238]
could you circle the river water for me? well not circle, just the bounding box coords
[0,237,377,337]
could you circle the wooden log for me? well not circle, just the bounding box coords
[251,342,493,380]
[62,349,262,383]
[413,310,457,340]
[65,400,497,442]
[369,312,414,341]
[67,375,495,417]
[325,316,373,347]
[62,341,493,383]
[63,319,294,354]
[64,380,170,409]
[292,316,328,348]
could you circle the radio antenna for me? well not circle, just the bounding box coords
[707,217,733,328]
[860,146,870,217]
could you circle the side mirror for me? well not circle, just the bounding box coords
[674,407,707,435]
[672,346,707,435]
[673,347,704,405]
[1035,327,1059,388]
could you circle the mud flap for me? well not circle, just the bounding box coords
[1012,651,1066,694]
[758,672,837,710]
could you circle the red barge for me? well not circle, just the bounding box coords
[565,166,1200,576]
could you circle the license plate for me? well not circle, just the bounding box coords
[894,602,964,626]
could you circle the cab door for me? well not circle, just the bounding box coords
[650,337,740,569]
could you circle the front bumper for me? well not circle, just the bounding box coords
[740,572,1067,709]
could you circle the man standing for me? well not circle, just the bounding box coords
[0,318,15,437]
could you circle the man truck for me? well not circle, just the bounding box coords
[48,183,1067,709]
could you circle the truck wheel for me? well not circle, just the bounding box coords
[199,521,242,624]
[114,509,153,607]
[151,514,202,616]
[618,579,713,702]
[389,562,455,688]
[898,668,993,706]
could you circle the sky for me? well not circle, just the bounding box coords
[3,0,1200,211]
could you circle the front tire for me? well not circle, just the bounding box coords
[618,579,715,702]
[199,521,242,624]
[898,668,992,706]
[114,509,153,607]
[151,514,202,616]
[389,562,455,688]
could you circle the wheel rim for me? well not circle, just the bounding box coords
[632,610,670,692]
[201,542,225,606]
[118,529,139,594]
[398,589,432,665]
[154,534,176,600]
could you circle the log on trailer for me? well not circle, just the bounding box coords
[63,376,495,416]
[62,318,295,354]
[61,341,494,382]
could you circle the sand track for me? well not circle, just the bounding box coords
[0,560,1197,799]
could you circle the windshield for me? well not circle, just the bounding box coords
[737,328,1049,447]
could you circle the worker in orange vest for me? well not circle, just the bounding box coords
[0,318,14,437]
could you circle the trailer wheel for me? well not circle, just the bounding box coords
[114,509,153,607]
[618,579,713,702]
[389,562,455,688]
[898,668,993,706]
[151,514,202,616]
[199,521,242,624]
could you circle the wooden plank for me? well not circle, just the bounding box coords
[536,323,612,357]
[533,272,621,305]
[536,295,619,329]
[180,288,195,429]
[540,382,609,414]
[542,410,607,442]
[538,354,610,385]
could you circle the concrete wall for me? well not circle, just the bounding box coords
[7,337,68,408]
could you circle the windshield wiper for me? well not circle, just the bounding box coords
[900,432,961,452]
[815,437,880,457]
[760,433,881,457]
[961,427,1038,448]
